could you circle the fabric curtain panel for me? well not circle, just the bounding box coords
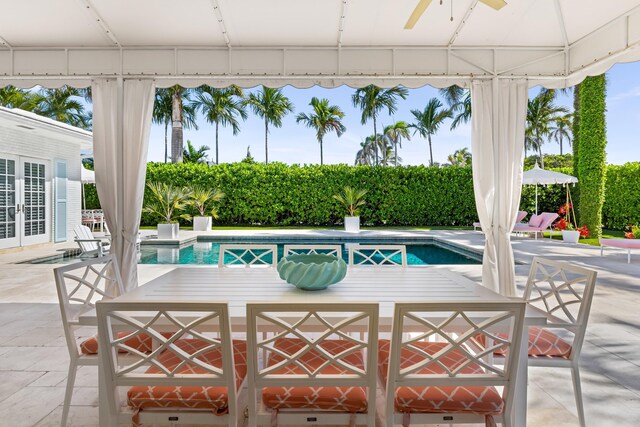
[471,78,528,296]
[92,78,155,293]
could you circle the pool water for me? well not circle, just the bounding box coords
[139,240,481,265]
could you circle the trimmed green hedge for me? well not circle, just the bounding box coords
[140,163,478,227]
[602,163,640,229]
[83,161,640,229]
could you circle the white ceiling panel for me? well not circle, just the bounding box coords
[454,0,564,47]
[0,0,111,47]
[343,0,476,46]
[560,0,640,44]
[219,0,343,46]
[92,0,226,46]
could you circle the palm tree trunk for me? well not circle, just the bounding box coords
[394,142,398,167]
[428,135,434,166]
[215,120,219,165]
[559,136,563,156]
[538,145,545,169]
[164,121,168,163]
[171,90,183,163]
[373,115,379,166]
[264,118,269,165]
[320,138,324,165]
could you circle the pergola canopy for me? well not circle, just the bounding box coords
[1,0,639,89]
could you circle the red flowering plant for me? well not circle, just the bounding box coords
[554,202,590,238]
[624,224,640,239]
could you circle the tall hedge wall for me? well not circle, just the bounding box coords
[577,75,607,238]
[142,162,478,227]
[82,161,640,229]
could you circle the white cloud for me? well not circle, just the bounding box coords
[609,85,640,103]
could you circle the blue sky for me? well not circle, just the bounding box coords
[146,61,640,166]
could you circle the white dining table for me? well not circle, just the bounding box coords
[79,265,546,427]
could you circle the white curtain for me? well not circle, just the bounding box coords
[92,78,155,294]
[471,78,528,296]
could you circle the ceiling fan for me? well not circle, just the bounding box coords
[405,0,507,29]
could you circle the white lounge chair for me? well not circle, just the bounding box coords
[73,224,110,257]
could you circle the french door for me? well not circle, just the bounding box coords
[0,155,50,249]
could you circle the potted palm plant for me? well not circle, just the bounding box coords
[190,187,225,231]
[333,186,368,232]
[143,182,191,239]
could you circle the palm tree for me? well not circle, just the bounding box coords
[354,136,378,166]
[447,147,472,167]
[0,86,42,110]
[245,86,294,164]
[409,98,452,166]
[166,86,199,163]
[439,86,471,130]
[383,121,411,167]
[526,91,568,168]
[550,113,573,155]
[295,97,346,165]
[35,87,91,129]
[193,85,247,165]
[182,140,210,163]
[380,142,401,166]
[352,85,408,165]
[153,88,198,163]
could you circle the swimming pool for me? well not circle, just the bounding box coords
[139,239,481,265]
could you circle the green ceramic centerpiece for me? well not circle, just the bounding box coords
[277,254,347,291]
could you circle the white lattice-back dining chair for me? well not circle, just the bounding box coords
[382,301,526,427]
[218,244,278,267]
[519,257,598,427]
[54,255,124,427]
[283,244,342,257]
[348,244,407,267]
[246,303,379,427]
[96,301,246,427]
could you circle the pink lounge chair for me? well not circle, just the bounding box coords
[601,238,640,264]
[473,211,527,231]
[512,212,559,239]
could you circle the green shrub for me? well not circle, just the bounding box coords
[602,162,640,229]
[85,161,640,230]
[140,162,478,227]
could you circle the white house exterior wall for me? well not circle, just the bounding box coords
[0,114,89,245]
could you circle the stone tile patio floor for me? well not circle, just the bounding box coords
[0,230,639,426]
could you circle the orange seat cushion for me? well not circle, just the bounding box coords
[127,339,247,415]
[486,327,572,359]
[79,331,174,355]
[262,338,368,412]
[378,339,504,415]
[525,327,572,359]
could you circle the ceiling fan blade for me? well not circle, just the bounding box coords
[405,0,433,29]
[479,0,507,10]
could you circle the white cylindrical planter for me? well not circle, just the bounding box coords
[157,223,179,239]
[562,230,580,243]
[193,216,212,231]
[344,216,360,232]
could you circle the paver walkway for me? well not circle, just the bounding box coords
[0,230,638,426]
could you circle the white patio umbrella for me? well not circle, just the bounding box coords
[80,167,95,210]
[523,163,578,214]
